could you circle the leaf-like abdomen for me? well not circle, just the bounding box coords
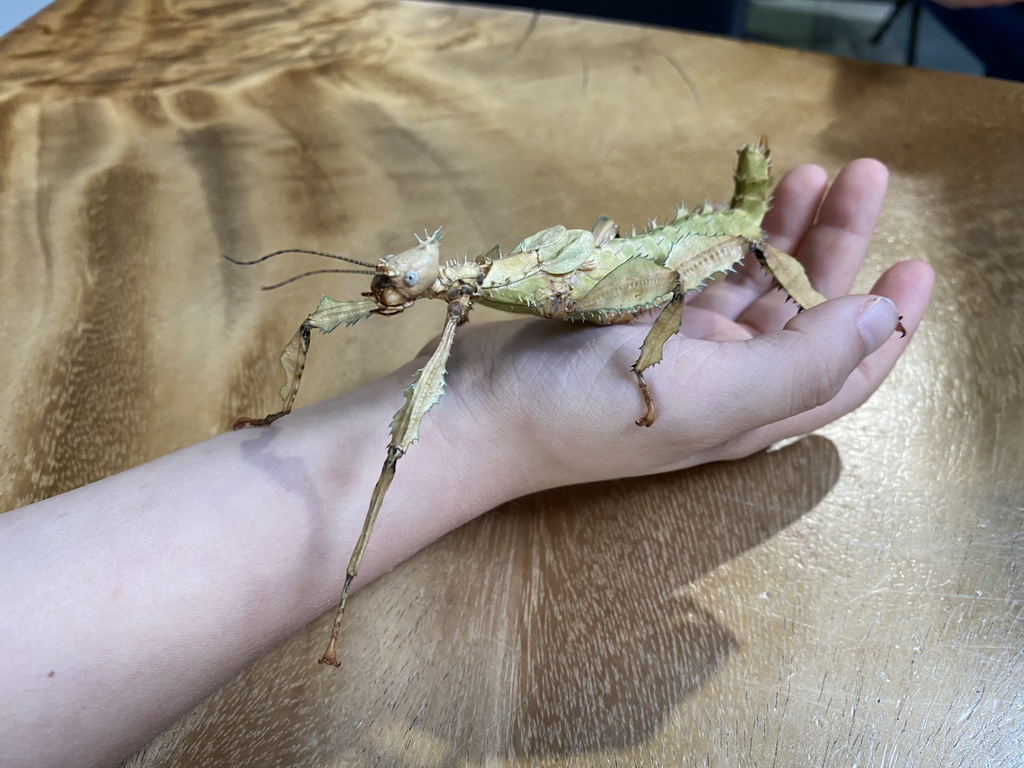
[666,235,749,291]
[571,255,678,314]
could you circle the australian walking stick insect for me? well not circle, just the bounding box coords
[231,139,873,667]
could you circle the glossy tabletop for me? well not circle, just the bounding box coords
[0,1,1021,765]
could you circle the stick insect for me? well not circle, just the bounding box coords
[231,140,888,667]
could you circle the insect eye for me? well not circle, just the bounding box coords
[402,270,419,287]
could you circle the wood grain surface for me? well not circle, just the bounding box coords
[1,1,1022,765]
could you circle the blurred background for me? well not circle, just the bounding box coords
[0,0,1000,79]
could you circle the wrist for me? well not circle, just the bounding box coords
[290,362,515,586]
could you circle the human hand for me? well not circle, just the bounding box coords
[435,158,934,498]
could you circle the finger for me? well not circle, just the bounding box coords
[792,158,889,299]
[724,294,902,433]
[688,164,829,321]
[818,258,934,412]
[738,159,889,334]
[714,259,934,460]
[763,163,831,255]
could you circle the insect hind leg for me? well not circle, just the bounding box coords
[753,241,826,312]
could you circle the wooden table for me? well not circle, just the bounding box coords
[2,1,1021,765]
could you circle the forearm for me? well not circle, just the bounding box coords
[0,363,516,768]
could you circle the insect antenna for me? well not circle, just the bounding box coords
[223,248,377,269]
[260,268,375,291]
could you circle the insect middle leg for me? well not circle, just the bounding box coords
[568,255,682,427]
[631,287,685,427]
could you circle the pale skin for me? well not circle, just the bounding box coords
[0,159,933,768]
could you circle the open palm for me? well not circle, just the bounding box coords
[407,158,933,494]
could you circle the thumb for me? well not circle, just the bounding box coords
[724,294,900,433]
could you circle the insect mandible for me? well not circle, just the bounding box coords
[230,139,877,667]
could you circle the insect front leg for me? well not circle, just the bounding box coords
[319,293,473,667]
[234,296,379,428]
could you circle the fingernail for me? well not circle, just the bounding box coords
[857,296,899,351]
